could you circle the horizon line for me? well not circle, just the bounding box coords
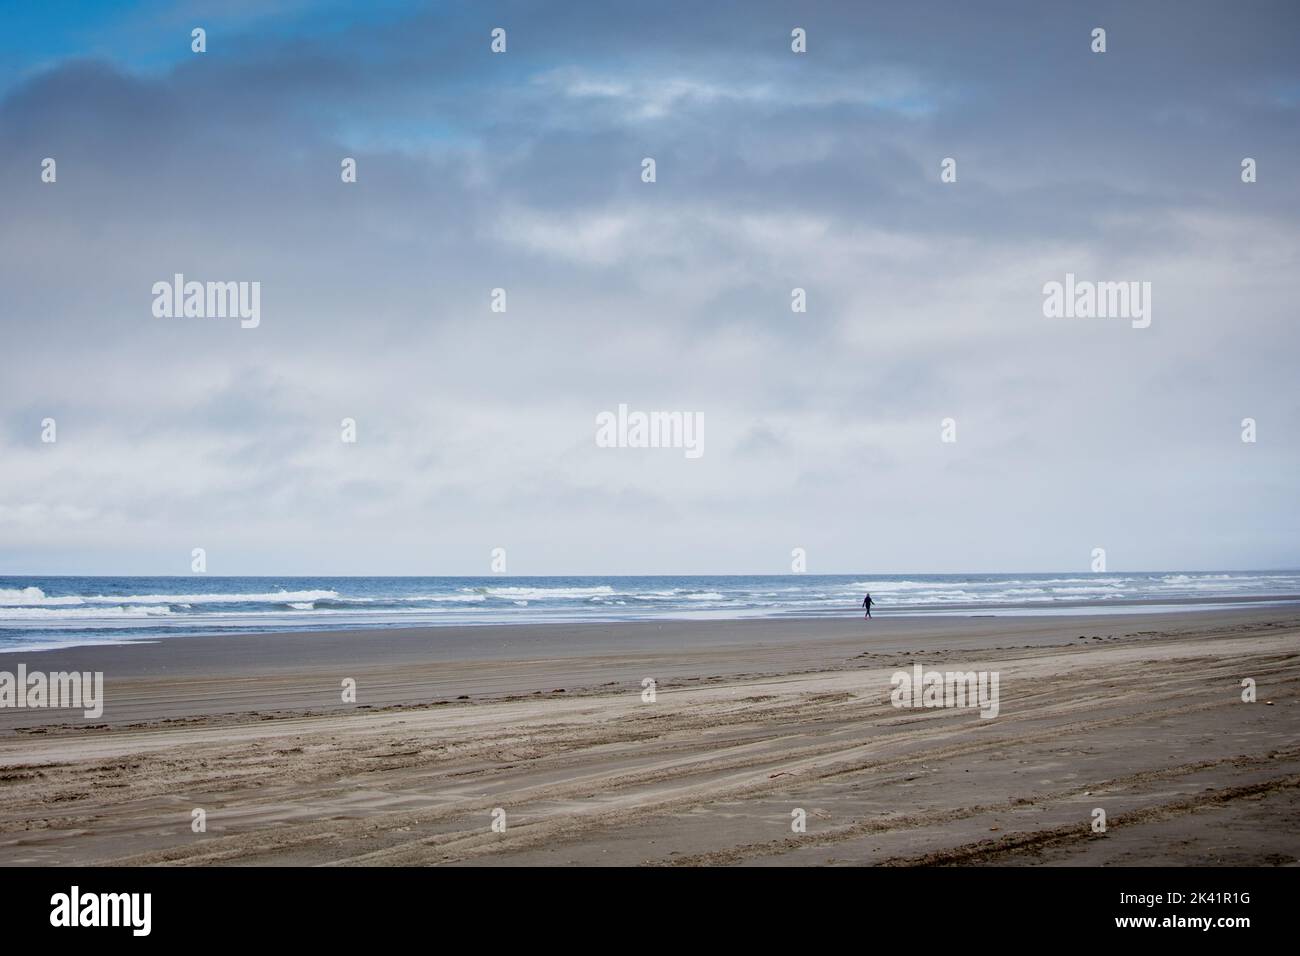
[3,568,1298,579]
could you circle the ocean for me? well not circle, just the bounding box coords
[1,571,1297,652]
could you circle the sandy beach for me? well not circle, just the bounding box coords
[1,606,1297,866]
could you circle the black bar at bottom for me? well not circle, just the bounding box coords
[0,866,1289,941]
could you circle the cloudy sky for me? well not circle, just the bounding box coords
[1,0,1297,576]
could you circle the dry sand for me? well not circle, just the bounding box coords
[0,607,1297,866]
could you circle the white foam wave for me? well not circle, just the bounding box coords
[484,586,616,600]
[0,588,341,607]
[0,587,83,606]
[0,605,175,620]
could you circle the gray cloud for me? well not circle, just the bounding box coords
[1,0,1297,574]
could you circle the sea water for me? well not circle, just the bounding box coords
[1,571,1297,651]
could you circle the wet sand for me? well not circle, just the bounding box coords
[0,606,1297,866]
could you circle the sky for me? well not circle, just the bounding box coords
[0,0,1297,576]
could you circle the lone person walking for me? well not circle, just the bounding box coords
[863,592,874,619]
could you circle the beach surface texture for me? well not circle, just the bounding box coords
[1,606,1296,866]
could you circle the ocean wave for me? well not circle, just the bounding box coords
[849,580,946,591]
[0,587,341,607]
[482,586,616,600]
[0,586,84,606]
[1048,586,1126,595]
[0,605,175,620]
[2,574,1297,648]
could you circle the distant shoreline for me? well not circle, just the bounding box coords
[3,574,1299,654]
[1,592,1299,655]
